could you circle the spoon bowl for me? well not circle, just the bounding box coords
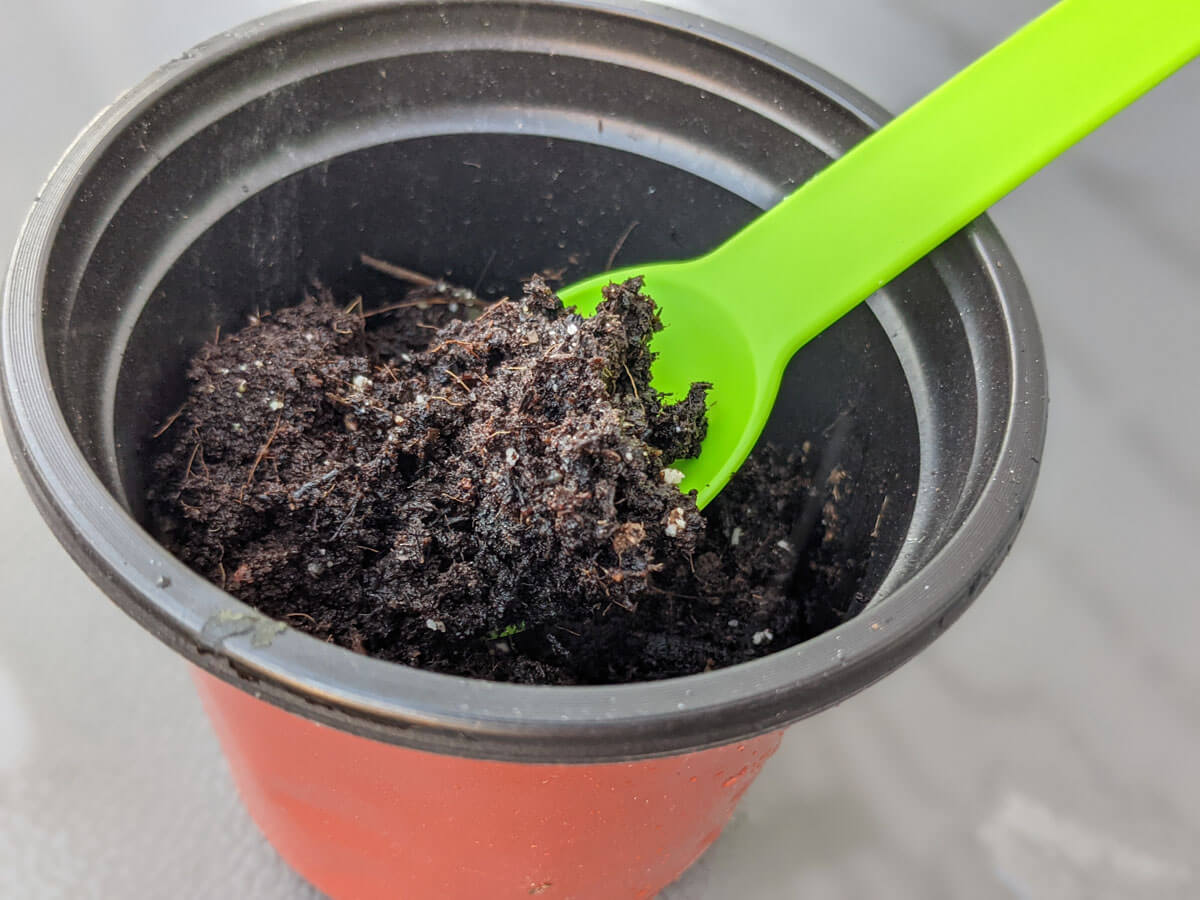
[560,261,777,506]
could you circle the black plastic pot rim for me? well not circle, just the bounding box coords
[1,0,1046,763]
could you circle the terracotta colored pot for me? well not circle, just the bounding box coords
[2,1,1046,897]
[195,671,782,899]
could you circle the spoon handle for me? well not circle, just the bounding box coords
[704,0,1200,364]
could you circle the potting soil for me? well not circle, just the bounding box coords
[149,274,861,684]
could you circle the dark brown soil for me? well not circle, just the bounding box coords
[148,273,864,684]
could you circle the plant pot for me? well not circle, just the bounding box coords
[1,1,1047,898]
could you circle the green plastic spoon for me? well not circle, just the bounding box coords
[559,0,1200,508]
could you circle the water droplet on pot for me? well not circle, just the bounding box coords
[722,766,748,788]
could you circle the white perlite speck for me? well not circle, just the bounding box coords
[425,619,446,632]
[664,507,687,538]
[661,467,685,486]
[752,629,774,646]
[505,447,519,466]
[267,397,284,411]
[730,526,743,547]
[351,374,372,391]
[566,322,579,336]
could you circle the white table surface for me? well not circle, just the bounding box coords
[2,1,1198,897]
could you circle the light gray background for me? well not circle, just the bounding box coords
[2,1,1197,897]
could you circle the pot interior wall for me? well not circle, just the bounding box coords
[110,133,920,630]
[31,1,1005,642]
